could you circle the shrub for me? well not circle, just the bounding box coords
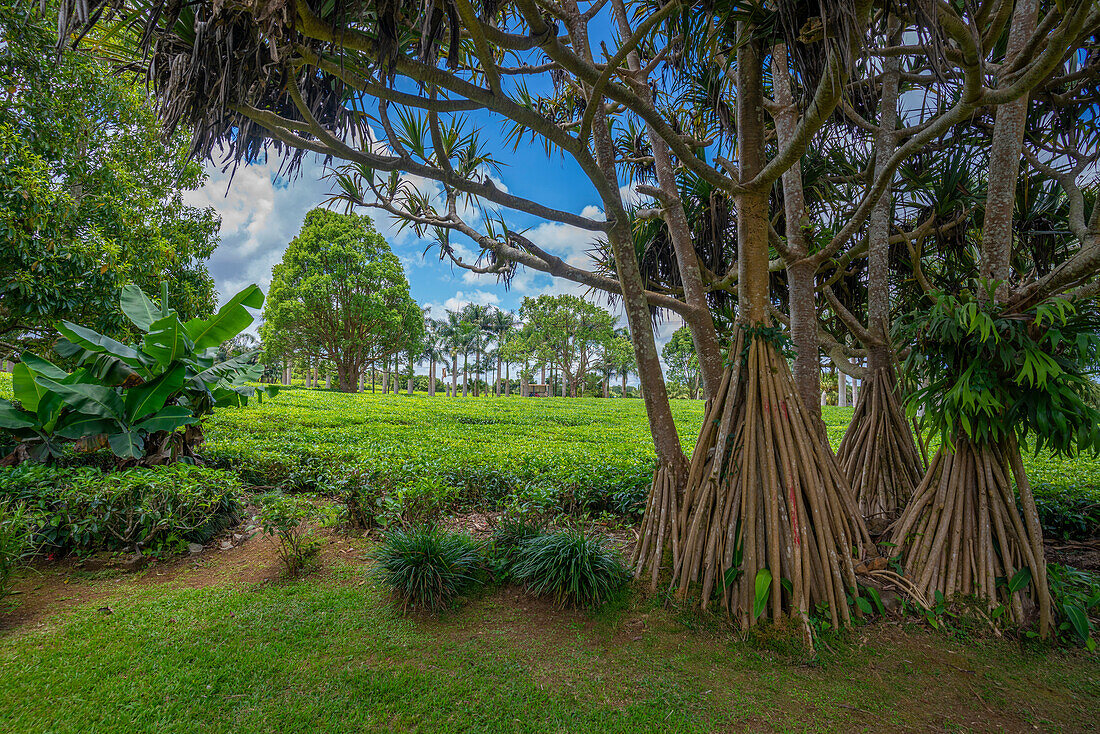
[258,493,323,575]
[511,529,628,608]
[340,470,385,529]
[0,500,36,600]
[384,476,459,527]
[372,526,482,610]
[485,516,544,580]
[1047,563,1100,650]
[1031,485,1100,540]
[0,463,241,555]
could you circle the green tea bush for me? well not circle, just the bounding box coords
[340,469,385,529]
[383,476,460,527]
[372,526,483,610]
[512,529,629,608]
[1031,485,1100,540]
[258,493,323,574]
[0,500,36,599]
[0,463,241,555]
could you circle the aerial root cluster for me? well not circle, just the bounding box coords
[837,366,925,534]
[889,435,1051,633]
[635,331,875,629]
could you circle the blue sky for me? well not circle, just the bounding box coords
[183,114,686,362]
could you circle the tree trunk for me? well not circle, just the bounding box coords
[772,45,822,423]
[838,371,847,407]
[981,0,1038,296]
[609,0,722,399]
[635,34,872,627]
[621,371,627,398]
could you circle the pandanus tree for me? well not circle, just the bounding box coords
[58,0,1100,632]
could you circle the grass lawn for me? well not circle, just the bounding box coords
[2,534,1097,733]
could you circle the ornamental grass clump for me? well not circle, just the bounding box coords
[512,529,628,608]
[372,526,482,610]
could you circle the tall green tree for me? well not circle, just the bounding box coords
[518,295,616,398]
[661,326,701,400]
[0,1,218,355]
[261,209,423,392]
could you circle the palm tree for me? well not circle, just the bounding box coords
[488,309,515,396]
[423,318,447,397]
[460,303,491,397]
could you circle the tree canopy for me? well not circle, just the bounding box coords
[0,1,219,356]
[261,208,424,392]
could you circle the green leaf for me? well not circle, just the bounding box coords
[1007,567,1032,594]
[56,321,142,367]
[107,431,144,459]
[120,284,162,331]
[124,364,186,421]
[185,284,263,349]
[133,405,196,434]
[12,362,46,412]
[753,568,772,620]
[0,399,37,430]
[142,314,194,366]
[1064,604,1091,644]
[34,378,125,423]
[20,352,68,381]
[54,414,117,439]
[855,596,872,614]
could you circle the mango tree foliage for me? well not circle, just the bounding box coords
[0,1,218,356]
[0,284,275,465]
[261,208,424,392]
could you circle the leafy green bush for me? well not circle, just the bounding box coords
[372,526,483,610]
[1047,563,1100,650]
[1031,485,1100,540]
[0,463,241,554]
[340,470,385,529]
[0,499,36,600]
[383,477,459,527]
[511,529,628,608]
[258,493,323,575]
[0,283,276,465]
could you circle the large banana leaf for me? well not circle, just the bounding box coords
[124,364,186,421]
[34,378,126,424]
[0,400,37,430]
[191,350,260,386]
[54,414,118,440]
[143,313,194,366]
[12,363,47,413]
[57,321,143,367]
[133,406,196,433]
[108,431,145,459]
[20,353,68,380]
[120,284,163,331]
[185,284,263,349]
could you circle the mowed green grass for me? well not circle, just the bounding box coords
[1,557,1097,733]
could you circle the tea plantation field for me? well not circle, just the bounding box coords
[202,386,1100,512]
[2,374,1097,511]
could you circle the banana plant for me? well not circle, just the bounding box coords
[0,283,277,465]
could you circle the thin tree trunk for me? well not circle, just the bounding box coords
[609,0,722,399]
[981,0,1038,296]
[772,45,822,422]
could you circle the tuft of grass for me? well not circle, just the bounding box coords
[512,529,628,608]
[372,526,483,610]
